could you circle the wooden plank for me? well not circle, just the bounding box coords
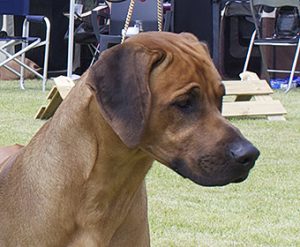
[54,76,75,99]
[253,95,286,120]
[35,106,46,119]
[46,86,58,100]
[254,95,273,102]
[40,91,63,120]
[222,100,287,117]
[35,76,75,120]
[223,80,273,95]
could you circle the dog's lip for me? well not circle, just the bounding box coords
[231,172,249,183]
[141,148,254,186]
[233,177,247,183]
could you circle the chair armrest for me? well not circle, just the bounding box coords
[26,15,46,23]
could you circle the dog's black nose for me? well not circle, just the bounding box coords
[230,142,260,168]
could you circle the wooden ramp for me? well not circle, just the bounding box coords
[35,76,75,120]
[222,72,287,120]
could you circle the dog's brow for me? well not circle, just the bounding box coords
[172,82,200,98]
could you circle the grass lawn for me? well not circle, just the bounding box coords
[1,80,300,246]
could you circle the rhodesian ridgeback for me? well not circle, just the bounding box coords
[0,32,259,246]
[0,144,23,165]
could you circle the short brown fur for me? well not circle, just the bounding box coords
[0,32,259,246]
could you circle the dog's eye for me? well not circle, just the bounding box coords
[172,91,198,113]
[174,98,193,110]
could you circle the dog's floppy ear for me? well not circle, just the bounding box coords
[88,42,164,148]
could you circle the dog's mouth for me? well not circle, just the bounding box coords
[231,172,249,183]
[169,158,254,187]
[141,143,258,187]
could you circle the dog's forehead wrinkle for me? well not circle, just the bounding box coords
[128,32,208,67]
[170,54,220,98]
[197,67,223,104]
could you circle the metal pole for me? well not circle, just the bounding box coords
[212,0,220,68]
[67,0,75,78]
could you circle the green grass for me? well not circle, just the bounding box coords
[1,80,300,246]
[0,80,53,145]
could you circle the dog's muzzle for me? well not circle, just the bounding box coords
[170,140,260,187]
[228,141,260,183]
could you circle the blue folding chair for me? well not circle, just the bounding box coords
[0,0,51,91]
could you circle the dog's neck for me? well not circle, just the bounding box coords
[42,79,154,242]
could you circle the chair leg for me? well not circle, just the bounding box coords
[20,20,30,90]
[42,17,51,92]
[90,43,100,67]
[243,30,256,73]
[20,54,25,90]
[285,39,300,93]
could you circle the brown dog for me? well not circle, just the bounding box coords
[0,144,23,166]
[0,32,259,246]
[0,58,40,80]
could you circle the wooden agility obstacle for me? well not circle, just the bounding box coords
[35,76,75,120]
[222,72,286,120]
[36,74,287,121]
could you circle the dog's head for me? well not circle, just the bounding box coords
[88,32,259,186]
